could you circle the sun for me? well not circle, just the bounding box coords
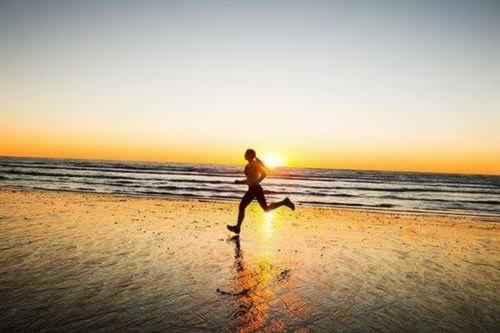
[261,153,285,169]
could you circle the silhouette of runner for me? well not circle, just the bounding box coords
[227,149,295,234]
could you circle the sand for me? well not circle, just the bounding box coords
[0,187,499,332]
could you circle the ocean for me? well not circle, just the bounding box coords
[1,156,499,217]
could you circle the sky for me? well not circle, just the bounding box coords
[1,0,499,174]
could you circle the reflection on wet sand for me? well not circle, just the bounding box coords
[1,189,499,332]
[218,233,319,332]
[219,236,284,332]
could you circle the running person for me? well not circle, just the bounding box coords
[227,149,295,234]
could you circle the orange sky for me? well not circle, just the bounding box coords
[2,116,499,175]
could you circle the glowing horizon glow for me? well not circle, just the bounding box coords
[261,153,285,169]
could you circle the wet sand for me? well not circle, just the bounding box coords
[1,187,499,332]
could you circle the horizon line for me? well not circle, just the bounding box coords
[1,154,498,177]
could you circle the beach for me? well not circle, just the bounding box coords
[1,187,499,332]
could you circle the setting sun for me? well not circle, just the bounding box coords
[261,153,285,169]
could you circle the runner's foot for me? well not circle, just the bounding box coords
[284,197,295,211]
[227,224,241,234]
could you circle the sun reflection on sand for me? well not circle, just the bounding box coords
[3,190,498,331]
[223,236,279,332]
[222,235,309,332]
[263,212,274,239]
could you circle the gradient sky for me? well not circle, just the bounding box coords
[1,0,499,174]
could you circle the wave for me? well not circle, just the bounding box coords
[76,187,96,192]
[0,160,241,174]
[3,161,499,189]
[338,186,500,195]
[298,201,396,209]
[125,190,199,198]
[68,180,361,199]
[0,169,161,181]
[163,178,498,193]
[2,157,500,217]
[381,195,500,205]
[4,169,499,197]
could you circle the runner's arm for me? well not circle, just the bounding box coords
[256,165,267,184]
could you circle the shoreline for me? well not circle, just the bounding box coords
[2,185,500,222]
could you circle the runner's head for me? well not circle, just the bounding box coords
[244,149,256,161]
